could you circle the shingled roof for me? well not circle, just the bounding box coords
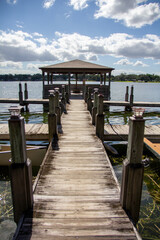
[39,59,114,74]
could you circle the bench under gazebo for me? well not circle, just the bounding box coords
[39,59,114,100]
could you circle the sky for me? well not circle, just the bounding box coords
[0,0,160,76]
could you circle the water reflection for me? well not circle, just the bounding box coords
[105,111,160,125]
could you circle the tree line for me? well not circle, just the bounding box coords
[0,73,160,82]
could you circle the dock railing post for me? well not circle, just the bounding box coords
[8,106,33,224]
[125,86,131,111]
[82,78,86,99]
[120,107,145,224]
[130,85,134,107]
[55,88,61,125]
[65,84,70,103]
[87,87,92,114]
[61,85,66,113]
[92,88,98,125]
[48,90,57,142]
[84,85,88,102]
[19,83,23,106]
[125,86,129,102]
[24,83,29,112]
[96,94,104,140]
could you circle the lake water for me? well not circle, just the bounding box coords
[0,81,160,239]
[0,81,160,124]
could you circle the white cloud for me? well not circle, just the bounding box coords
[69,0,90,10]
[35,38,47,45]
[114,58,133,65]
[114,58,148,67]
[16,21,23,29]
[27,63,42,70]
[133,60,148,67]
[155,61,160,65]
[95,0,160,28]
[6,0,17,4]
[0,30,160,65]
[0,61,23,69]
[113,68,145,76]
[16,24,23,29]
[43,0,56,9]
[33,32,43,37]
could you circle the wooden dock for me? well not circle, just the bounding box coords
[104,124,160,142]
[0,123,160,142]
[144,138,160,159]
[0,98,49,104]
[0,97,160,107]
[14,100,140,240]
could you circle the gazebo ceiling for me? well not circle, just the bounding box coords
[39,59,114,74]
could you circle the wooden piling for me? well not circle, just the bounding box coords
[125,86,130,111]
[61,85,66,113]
[8,112,33,224]
[130,85,134,107]
[120,114,145,224]
[55,88,61,125]
[65,84,70,103]
[19,83,23,106]
[87,87,92,114]
[92,88,98,125]
[125,86,129,102]
[84,85,88,102]
[24,83,29,112]
[48,92,57,142]
[96,94,104,140]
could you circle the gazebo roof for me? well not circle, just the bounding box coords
[39,59,114,74]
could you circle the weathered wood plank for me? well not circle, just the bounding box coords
[17,236,137,240]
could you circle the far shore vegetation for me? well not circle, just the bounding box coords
[0,73,160,82]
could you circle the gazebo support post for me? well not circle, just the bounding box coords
[100,74,103,85]
[47,73,49,85]
[51,73,53,84]
[42,71,45,87]
[76,74,78,89]
[104,73,106,86]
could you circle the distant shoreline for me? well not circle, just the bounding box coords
[0,80,160,83]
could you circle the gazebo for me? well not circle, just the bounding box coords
[39,59,114,99]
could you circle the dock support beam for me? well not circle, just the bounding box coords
[8,107,33,224]
[96,94,104,140]
[120,112,145,224]
[48,91,57,142]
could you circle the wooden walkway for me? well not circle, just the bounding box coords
[15,100,139,240]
